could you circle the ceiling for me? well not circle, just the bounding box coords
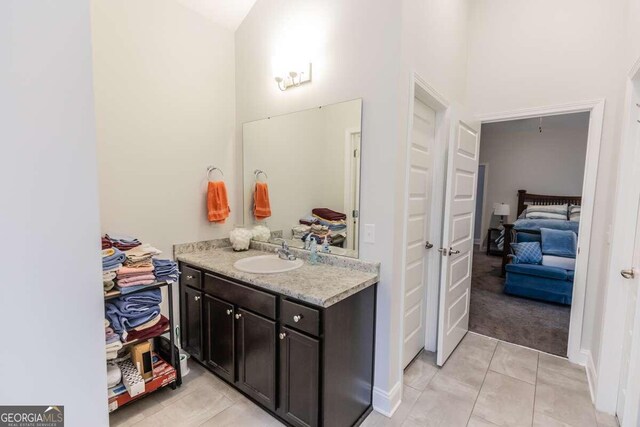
[175,0,257,32]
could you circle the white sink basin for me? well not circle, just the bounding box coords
[233,254,304,274]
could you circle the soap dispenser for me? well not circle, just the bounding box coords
[304,233,312,250]
[309,238,318,264]
[322,236,331,253]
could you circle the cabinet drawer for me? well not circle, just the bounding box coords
[181,265,202,290]
[281,299,320,337]
[204,273,276,320]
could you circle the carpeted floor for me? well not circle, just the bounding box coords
[469,247,570,356]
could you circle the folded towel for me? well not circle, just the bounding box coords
[118,266,154,275]
[152,258,179,283]
[105,303,161,333]
[132,313,161,331]
[104,319,110,328]
[105,234,141,251]
[312,208,347,221]
[207,181,231,223]
[103,271,117,281]
[102,248,126,271]
[117,279,155,288]
[105,327,116,339]
[106,334,121,345]
[119,289,162,305]
[117,283,156,295]
[103,281,115,292]
[124,244,162,263]
[123,315,170,343]
[117,274,156,285]
[253,182,271,220]
[106,340,122,353]
[102,237,113,250]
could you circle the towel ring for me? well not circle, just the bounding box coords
[207,166,224,181]
[254,169,268,182]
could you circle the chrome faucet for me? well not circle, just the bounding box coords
[274,239,296,261]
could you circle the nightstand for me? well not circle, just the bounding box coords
[486,227,503,256]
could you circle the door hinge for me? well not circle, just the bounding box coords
[352,209,359,218]
[354,149,359,158]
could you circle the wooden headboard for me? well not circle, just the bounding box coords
[516,189,582,217]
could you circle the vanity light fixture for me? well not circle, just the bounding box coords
[273,61,312,91]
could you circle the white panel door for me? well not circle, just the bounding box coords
[437,119,480,366]
[403,98,436,367]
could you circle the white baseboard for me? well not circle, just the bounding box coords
[372,381,402,417]
[581,349,598,403]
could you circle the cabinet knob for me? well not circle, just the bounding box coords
[235,313,242,319]
[293,315,303,323]
[279,332,287,340]
[194,295,200,301]
[186,275,194,280]
[226,309,233,315]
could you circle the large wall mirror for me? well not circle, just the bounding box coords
[243,99,362,258]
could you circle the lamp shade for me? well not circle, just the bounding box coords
[494,203,511,216]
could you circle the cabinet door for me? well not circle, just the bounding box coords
[180,284,202,360]
[279,327,319,427]
[203,295,235,383]
[236,308,277,411]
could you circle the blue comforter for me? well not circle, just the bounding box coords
[513,219,579,235]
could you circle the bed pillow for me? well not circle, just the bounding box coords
[540,227,577,258]
[542,255,576,270]
[510,242,543,264]
[525,204,568,220]
[569,205,581,222]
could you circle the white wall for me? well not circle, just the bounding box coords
[92,0,237,258]
[235,0,404,412]
[0,1,108,424]
[478,113,589,241]
[466,0,628,374]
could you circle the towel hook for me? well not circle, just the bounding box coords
[207,166,224,181]
[254,169,268,182]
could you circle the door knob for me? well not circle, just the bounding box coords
[186,275,194,280]
[226,309,233,315]
[425,241,434,249]
[194,295,200,301]
[437,248,447,256]
[448,248,461,256]
[235,313,242,319]
[293,315,303,323]
[621,269,635,279]
[279,332,287,340]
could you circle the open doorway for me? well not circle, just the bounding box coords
[470,112,590,356]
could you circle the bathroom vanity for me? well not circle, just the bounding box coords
[176,244,378,427]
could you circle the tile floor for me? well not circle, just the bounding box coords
[363,333,619,427]
[110,333,618,427]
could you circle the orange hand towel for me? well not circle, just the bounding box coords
[207,181,230,223]
[253,182,272,220]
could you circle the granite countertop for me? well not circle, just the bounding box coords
[175,247,379,308]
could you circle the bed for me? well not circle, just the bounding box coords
[500,189,581,276]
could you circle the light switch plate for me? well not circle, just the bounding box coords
[364,224,375,243]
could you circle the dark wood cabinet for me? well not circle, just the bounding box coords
[279,327,319,427]
[203,295,235,383]
[178,262,376,427]
[236,308,277,411]
[180,284,202,360]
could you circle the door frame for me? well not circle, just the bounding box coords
[398,72,451,374]
[477,98,605,367]
[476,163,490,249]
[343,127,361,252]
[595,56,640,417]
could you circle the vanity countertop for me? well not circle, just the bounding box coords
[176,247,379,308]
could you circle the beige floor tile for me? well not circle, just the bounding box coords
[437,334,497,390]
[596,411,619,427]
[404,351,439,391]
[489,341,538,384]
[532,411,574,426]
[472,371,534,426]
[362,386,421,427]
[133,382,233,427]
[109,393,163,427]
[467,415,499,426]
[405,373,478,427]
[535,369,597,427]
[538,353,588,384]
[200,398,284,426]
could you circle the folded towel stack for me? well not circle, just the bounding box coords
[312,208,347,232]
[152,259,179,283]
[105,289,162,335]
[116,265,155,288]
[103,271,116,293]
[102,236,113,250]
[105,234,142,251]
[124,244,162,267]
[123,315,170,343]
[105,320,123,360]
[103,248,126,272]
[299,215,319,226]
[292,224,311,239]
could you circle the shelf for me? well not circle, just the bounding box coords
[120,327,171,348]
[104,281,172,301]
